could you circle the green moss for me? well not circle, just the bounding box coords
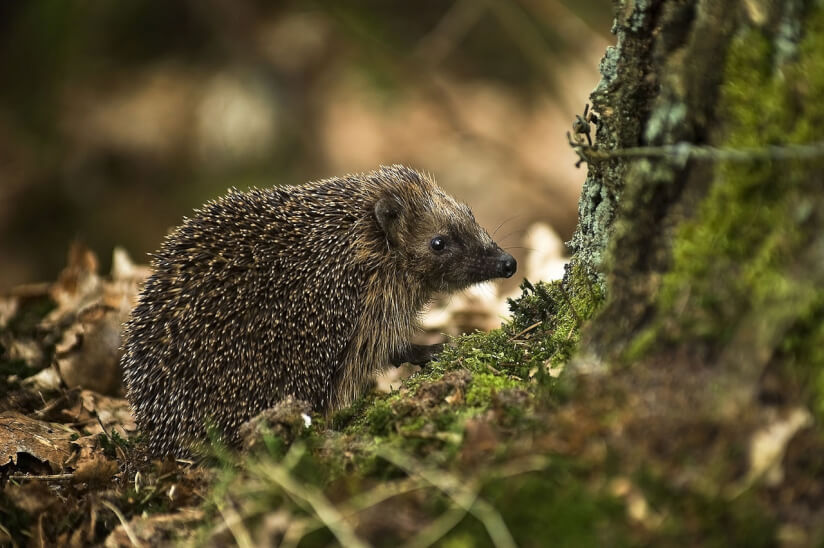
[98,429,134,459]
[465,373,519,407]
[438,261,604,387]
[628,8,824,418]
[364,397,396,436]
[776,294,824,419]
[330,392,374,430]
[5,295,55,334]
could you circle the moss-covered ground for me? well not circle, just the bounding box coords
[186,263,624,546]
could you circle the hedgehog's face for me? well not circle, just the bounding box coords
[375,191,517,293]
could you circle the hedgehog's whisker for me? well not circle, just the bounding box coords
[492,214,522,237]
[497,229,527,245]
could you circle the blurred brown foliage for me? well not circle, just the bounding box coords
[0,0,611,288]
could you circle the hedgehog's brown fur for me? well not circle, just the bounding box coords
[122,165,516,456]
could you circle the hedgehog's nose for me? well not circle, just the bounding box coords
[498,253,517,278]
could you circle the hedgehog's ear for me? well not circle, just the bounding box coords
[375,195,402,246]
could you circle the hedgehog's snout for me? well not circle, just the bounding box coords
[497,252,517,278]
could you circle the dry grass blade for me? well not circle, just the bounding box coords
[252,461,371,548]
[402,504,476,548]
[216,500,255,548]
[340,477,425,513]
[281,476,429,546]
[377,447,516,548]
[100,499,143,548]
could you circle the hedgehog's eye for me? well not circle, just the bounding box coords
[430,236,446,252]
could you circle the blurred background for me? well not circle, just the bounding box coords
[0,0,612,289]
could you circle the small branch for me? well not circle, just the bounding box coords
[568,136,824,167]
[8,473,74,481]
[509,321,543,341]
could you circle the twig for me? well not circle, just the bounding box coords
[100,499,143,548]
[340,477,425,513]
[509,320,543,341]
[8,473,74,481]
[279,453,549,547]
[280,518,314,548]
[568,137,824,166]
[282,477,428,547]
[33,393,70,419]
[0,522,13,546]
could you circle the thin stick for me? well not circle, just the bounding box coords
[8,474,74,481]
[510,321,542,341]
[569,137,824,165]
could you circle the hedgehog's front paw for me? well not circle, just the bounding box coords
[391,343,444,366]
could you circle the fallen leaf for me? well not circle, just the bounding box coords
[73,455,119,487]
[0,412,77,472]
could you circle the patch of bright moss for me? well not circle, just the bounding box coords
[465,373,519,407]
[364,397,396,436]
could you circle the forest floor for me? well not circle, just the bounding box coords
[1,244,822,547]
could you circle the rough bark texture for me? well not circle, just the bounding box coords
[564,0,824,540]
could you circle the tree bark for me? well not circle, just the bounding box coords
[565,0,824,539]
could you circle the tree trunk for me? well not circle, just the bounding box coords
[566,0,824,539]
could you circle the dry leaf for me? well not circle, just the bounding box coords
[0,412,77,472]
[73,455,119,487]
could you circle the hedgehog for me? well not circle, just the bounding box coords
[122,165,517,456]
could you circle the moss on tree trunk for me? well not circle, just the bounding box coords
[556,0,824,540]
[576,0,824,408]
